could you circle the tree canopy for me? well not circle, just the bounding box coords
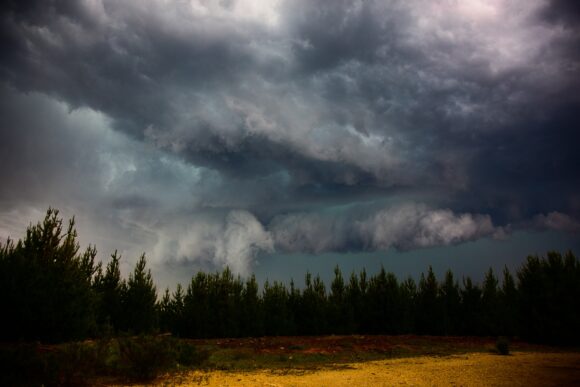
[1,209,578,344]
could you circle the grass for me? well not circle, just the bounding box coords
[0,335,209,386]
[0,335,564,384]
[195,335,513,372]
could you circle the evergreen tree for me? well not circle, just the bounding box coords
[241,274,262,336]
[367,267,400,333]
[4,207,580,344]
[518,251,580,343]
[481,268,500,335]
[562,251,580,343]
[123,254,157,333]
[357,268,370,332]
[286,278,300,335]
[399,277,417,333]
[344,271,362,333]
[517,254,544,341]
[329,266,348,334]
[298,272,328,335]
[184,272,211,338]
[499,266,517,336]
[210,267,243,337]
[94,251,125,333]
[440,270,460,335]
[0,208,98,342]
[460,276,482,335]
[416,267,443,334]
[171,283,186,335]
[158,284,185,334]
[262,280,291,335]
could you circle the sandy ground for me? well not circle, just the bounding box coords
[160,351,580,387]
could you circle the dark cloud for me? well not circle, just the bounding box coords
[1,0,579,278]
[282,0,393,72]
[539,0,580,26]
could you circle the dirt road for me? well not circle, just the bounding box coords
[163,351,580,386]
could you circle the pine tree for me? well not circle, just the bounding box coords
[399,277,417,333]
[499,266,517,336]
[416,266,442,334]
[344,271,362,333]
[482,268,500,335]
[242,274,262,336]
[440,270,460,335]
[329,265,347,333]
[262,280,291,335]
[184,272,210,338]
[460,276,482,335]
[94,251,125,333]
[0,208,98,342]
[123,254,157,333]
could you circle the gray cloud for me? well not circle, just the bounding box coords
[1,0,579,280]
[151,210,273,276]
[270,203,499,254]
[530,212,580,234]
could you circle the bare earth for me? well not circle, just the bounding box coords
[162,351,580,387]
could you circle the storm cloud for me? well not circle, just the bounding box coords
[1,0,579,280]
[270,203,499,254]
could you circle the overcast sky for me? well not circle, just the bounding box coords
[1,0,579,289]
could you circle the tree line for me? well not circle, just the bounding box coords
[1,209,579,344]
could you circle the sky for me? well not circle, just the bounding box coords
[1,0,579,290]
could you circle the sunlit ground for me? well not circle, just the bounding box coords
[160,351,580,387]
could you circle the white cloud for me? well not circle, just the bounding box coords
[151,210,273,276]
[359,204,496,250]
[270,203,498,254]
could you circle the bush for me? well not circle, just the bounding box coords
[117,335,209,381]
[0,337,209,385]
[496,336,510,355]
[0,345,48,386]
[117,336,175,380]
[0,343,97,386]
[174,340,210,367]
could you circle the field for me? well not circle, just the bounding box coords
[153,336,580,386]
[3,335,579,385]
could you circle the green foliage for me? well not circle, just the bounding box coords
[298,272,328,335]
[460,276,483,335]
[499,266,518,336]
[94,251,126,333]
[123,254,158,334]
[0,208,99,342]
[416,267,443,334]
[0,337,209,385]
[517,251,580,343]
[440,270,460,335]
[174,340,210,367]
[117,335,176,380]
[482,268,500,335]
[241,274,263,336]
[1,208,579,347]
[262,280,293,335]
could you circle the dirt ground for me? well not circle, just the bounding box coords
[165,351,580,387]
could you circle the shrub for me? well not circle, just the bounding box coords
[117,336,175,380]
[0,343,96,386]
[174,340,210,367]
[117,335,209,381]
[496,336,510,355]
